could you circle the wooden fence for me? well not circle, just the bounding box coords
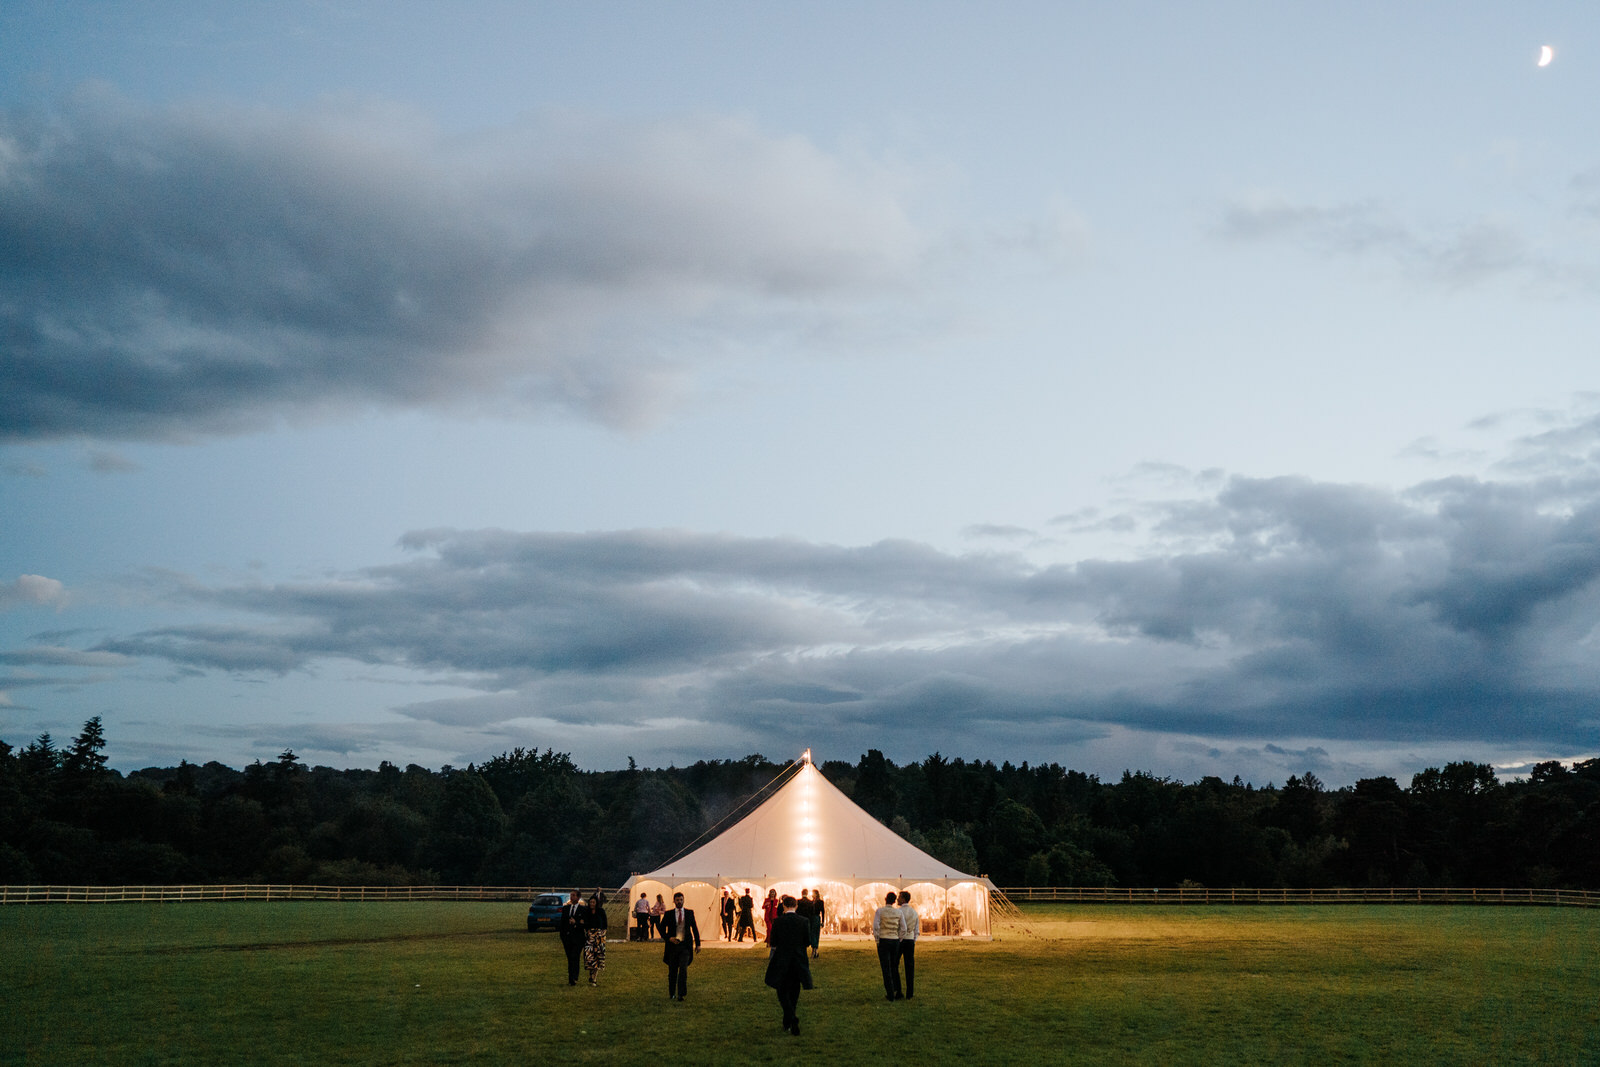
[998,886,1600,907]
[3,883,1596,908]
[0,884,622,905]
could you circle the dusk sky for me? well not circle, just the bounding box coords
[3,2,1598,785]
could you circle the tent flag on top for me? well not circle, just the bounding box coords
[622,751,996,938]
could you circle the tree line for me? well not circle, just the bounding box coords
[3,718,1598,889]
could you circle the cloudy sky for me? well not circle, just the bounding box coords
[3,2,1598,785]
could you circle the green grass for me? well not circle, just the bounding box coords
[3,902,1597,1065]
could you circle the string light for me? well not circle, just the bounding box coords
[797,758,818,882]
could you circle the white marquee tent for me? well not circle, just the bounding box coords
[623,754,996,939]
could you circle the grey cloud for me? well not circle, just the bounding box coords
[397,693,549,729]
[961,523,1035,541]
[0,575,66,610]
[25,628,96,643]
[1216,191,1589,291]
[1495,410,1600,478]
[0,674,67,691]
[1260,743,1328,761]
[1402,480,1600,637]
[106,530,1033,683]
[65,460,1600,761]
[88,450,140,473]
[1227,743,1350,783]
[0,646,133,667]
[1218,195,1405,253]
[101,624,313,674]
[1050,511,1138,536]
[1398,435,1489,466]
[129,717,445,767]
[1,91,922,441]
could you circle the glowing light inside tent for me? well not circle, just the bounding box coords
[797,762,819,881]
[625,750,996,938]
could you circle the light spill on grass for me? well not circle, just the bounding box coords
[2,902,1597,1064]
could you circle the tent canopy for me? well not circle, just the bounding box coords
[623,755,994,937]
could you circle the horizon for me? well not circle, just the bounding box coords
[9,721,1563,792]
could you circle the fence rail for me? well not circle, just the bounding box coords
[2,883,1596,908]
[997,886,1600,908]
[0,885,623,905]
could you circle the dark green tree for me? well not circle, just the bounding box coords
[853,750,898,821]
[19,733,60,778]
[61,717,109,779]
[422,770,507,882]
[980,798,1047,884]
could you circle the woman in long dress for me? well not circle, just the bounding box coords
[582,894,608,985]
[762,888,780,944]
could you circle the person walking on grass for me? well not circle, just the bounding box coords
[660,891,701,1000]
[896,890,918,998]
[809,890,824,957]
[558,889,587,986]
[736,887,757,942]
[873,891,904,1001]
[583,894,608,985]
[795,890,815,947]
[720,889,736,941]
[764,895,813,1037]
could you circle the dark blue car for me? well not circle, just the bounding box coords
[526,893,565,932]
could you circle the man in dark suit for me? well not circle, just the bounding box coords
[735,887,757,942]
[764,895,813,1036]
[659,890,701,1000]
[719,889,735,941]
[557,889,586,986]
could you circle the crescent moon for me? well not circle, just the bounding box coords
[1538,45,1554,67]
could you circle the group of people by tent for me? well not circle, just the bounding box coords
[631,885,827,948]
[545,754,996,1037]
[710,885,826,950]
[753,886,924,1035]
[548,884,922,1037]
[621,757,996,941]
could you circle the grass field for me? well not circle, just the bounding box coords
[3,901,1597,1065]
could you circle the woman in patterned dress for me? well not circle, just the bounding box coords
[582,894,608,985]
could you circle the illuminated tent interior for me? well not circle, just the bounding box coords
[624,753,995,939]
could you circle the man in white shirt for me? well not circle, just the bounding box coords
[871,891,904,1001]
[896,890,919,998]
[633,892,652,942]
